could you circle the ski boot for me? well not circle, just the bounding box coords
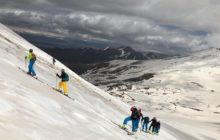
[121,124,127,130]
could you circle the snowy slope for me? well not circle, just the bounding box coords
[0,23,129,140]
[1,23,220,140]
[0,23,157,140]
[0,23,134,140]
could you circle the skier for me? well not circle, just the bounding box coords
[141,116,150,132]
[56,69,69,96]
[52,57,56,65]
[122,106,142,133]
[149,117,157,133]
[26,49,37,76]
[153,120,160,135]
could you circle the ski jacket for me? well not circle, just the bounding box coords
[155,122,160,129]
[27,52,36,62]
[142,116,150,123]
[150,118,157,126]
[57,72,69,82]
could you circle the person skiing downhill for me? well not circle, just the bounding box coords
[56,69,69,96]
[122,106,142,133]
[141,116,150,132]
[26,49,37,76]
[149,117,157,133]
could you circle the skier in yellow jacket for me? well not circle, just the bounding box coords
[27,49,37,76]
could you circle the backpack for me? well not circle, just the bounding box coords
[32,53,37,61]
[131,107,140,120]
[144,117,149,122]
[63,73,69,81]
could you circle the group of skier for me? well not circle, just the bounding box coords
[25,49,160,136]
[122,106,161,135]
[25,49,69,96]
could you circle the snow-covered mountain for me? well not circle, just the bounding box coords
[39,46,169,63]
[83,48,220,114]
[38,46,169,74]
[0,23,220,140]
[83,47,220,139]
[0,23,133,140]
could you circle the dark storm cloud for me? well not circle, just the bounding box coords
[0,0,220,54]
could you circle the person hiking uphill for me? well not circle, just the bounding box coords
[149,117,157,133]
[153,120,160,135]
[56,69,69,96]
[122,106,142,133]
[141,116,150,132]
[52,57,56,65]
[26,49,37,76]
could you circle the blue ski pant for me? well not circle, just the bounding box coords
[123,116,140,132]
[153,127,160,134]
[142,122,149,131]
[28,60,36,76]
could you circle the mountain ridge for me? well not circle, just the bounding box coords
[39,46,169,74]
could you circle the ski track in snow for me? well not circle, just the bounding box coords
[163,123,198,140]
[0,22,220,140]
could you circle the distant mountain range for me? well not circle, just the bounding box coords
[40,46,169,74]
[17,32,170,74]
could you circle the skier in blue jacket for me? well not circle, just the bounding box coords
[122,106,142,132]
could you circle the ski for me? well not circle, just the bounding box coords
[51,87,75,101]
[111,121,133,135]
[18,67,44,83]
[18,67,75,101]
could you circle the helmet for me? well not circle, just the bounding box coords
[29,49,33,52]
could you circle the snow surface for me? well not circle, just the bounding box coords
[0,23,220,140]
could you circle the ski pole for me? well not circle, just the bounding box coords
[25,56,27,68]
[56,75,58,89]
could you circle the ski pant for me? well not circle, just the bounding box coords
[59,81,67,94]
[123,116,140,132]
[153,127,159,134]
[142,122,149,131]
[149,124,155,132]
[28,60,36,76]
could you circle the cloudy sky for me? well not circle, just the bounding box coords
[0,0,220,54]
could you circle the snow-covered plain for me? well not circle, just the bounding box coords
[0,23,220,140]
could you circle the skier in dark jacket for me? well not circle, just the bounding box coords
[56,69,69,96]
[52,57,56,65]
[122,106,142,132]
[141,116,150,132]
[153,121,160,135]
[149,117,157,133]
